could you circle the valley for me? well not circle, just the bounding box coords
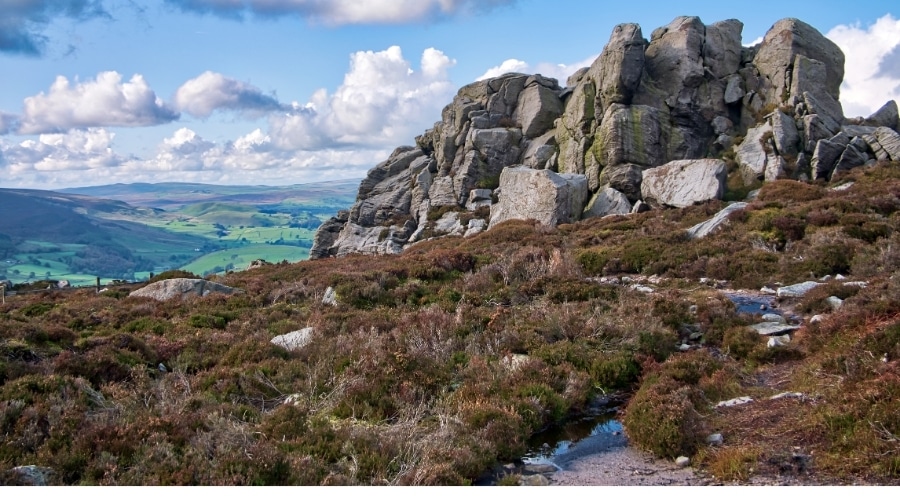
[0,180,358,287]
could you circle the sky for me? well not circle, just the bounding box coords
[0,0,898,190]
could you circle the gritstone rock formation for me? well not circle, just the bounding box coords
[311,16,899,259]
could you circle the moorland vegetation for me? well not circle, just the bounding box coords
[1,162,898,485]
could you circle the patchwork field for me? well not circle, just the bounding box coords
[0,181,357,287]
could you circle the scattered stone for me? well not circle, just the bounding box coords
[675,456,691,468]
[776,281,823,297]
[271,327,314,351]
[843,281,868,288]
[829,182,854,192]
[750,322,800,336]
[707,433,724,446]
[129,278,242,301]
[322,286,338,306]
[835,274,847,280]
[826,296,844,311]
[246,259,272,270]
[9,465,53,486]
[158,363,167,373]
[716,396,753,408]
[631,285,655,293]
[810,314,827,324]
[767,334,792,348]
[760,286,777,295]
[522,464,558,475]
[501,353,532,372]
[769,392,805,400]
[686,202,747,239]
[761,313,785,323]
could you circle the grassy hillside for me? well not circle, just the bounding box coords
[0,190,212,284]
[1,181,357,286]
[1,163,898,485]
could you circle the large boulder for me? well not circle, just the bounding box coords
[597,163,643,203]
[489,167,587,228]
[703,19,744,79]
[644,16,707,102]
[515,81,563,138]
[130,279,242,301]
[752,18,845,106]
[735,122,772,184]
[583,187,633,218]
[864,100,899,130]
[641,159,727,208]
[874,127,900,161]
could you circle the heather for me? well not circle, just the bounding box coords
[1,164,898,485]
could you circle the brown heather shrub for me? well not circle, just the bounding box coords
[756,180,825,203]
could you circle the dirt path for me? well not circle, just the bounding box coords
[542,428,705,486]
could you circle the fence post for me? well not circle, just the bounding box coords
[1,284,5,305]
[96,277,101,293]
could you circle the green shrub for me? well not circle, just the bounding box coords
[590,352,641,391]
[623,375,705,458]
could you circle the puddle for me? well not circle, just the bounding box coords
[724,292,777,315]
[475,400,625,484]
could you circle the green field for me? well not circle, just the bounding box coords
[181,244,310,276]
[0,182,356,288]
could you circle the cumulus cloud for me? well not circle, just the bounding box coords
[1,128,125,179]
[0,0,108,55]
[18,71,179,134]
[827,14,900,117]
[268,45,456,149]
[164,0,516,25]
[477,54,599,85]
[174,71,288,118]
[0,126,382,188]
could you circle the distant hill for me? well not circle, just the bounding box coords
[0,188,213,281]
[1,181,359,284]
[61,180,360,211]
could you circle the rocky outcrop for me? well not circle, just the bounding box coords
[311,15,898,259]
[130,279,242,301]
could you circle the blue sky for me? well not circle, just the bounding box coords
[0,0,898,189]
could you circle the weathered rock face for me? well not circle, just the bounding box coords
[489,167,587,228]
[130,279,242,301]
[311,16,896,259]
[641,159,727,208]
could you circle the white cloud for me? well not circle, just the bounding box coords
[1,128,125,176]
[165,0,517,25]
[0,126,383,188]
[18,71,179,134]
[828,14,900,118]
[174,71,287,118]
[477,54,598,85]
[477,59,529,81]
[268,45,456,149]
